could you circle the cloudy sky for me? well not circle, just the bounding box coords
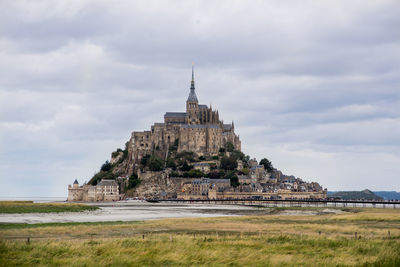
[1,0,399,198]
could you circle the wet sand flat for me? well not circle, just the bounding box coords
[0,201,349,224]
[0,202,258,224]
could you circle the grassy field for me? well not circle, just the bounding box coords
[0,201,98,214]
[0,207,399,266]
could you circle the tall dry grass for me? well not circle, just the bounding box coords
[1,207,399,266]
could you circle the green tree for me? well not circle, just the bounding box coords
[101,160,112,172]
[89,171,116,186]
[148,155,164,171]
[169,171,180,177]
[166,158,177,170]
[128,173,141,189]
[231,150,245,161]
[221,155,238,170]
[259,158,273,173]
[111,150,121,158]
[225,142,235,152]
[225,171,239,187]
[187,169,204,178]
[180,161,192,171]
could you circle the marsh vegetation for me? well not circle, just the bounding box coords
[0,201,98,214]
[1,207,399,266]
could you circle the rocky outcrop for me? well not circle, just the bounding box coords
[134,171,180,198]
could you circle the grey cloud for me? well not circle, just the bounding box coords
[1,0,400,196]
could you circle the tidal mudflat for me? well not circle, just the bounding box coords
[0,202,257,224]
[0,201,350,224]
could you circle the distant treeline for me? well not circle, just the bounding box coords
[328,190,400,200]
[373,191,400,200]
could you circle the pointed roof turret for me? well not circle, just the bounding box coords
[187,64,198,102]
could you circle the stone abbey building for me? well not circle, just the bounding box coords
[129,67,241,167]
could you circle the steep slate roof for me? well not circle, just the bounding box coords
[223,124,233,131]
[73,179,79,184]
[187,66,198,102]
[187,88,198,102]
[164,112,187,118]
[199,104,208,109]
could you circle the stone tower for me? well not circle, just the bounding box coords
[186,66,200,124]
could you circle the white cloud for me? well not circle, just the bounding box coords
[1,0,400,197]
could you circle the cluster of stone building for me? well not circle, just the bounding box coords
[176,158,326,200]
[68,179,120,202]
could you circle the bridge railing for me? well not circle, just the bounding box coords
[146,198,400,208]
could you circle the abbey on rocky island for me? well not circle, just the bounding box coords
[129,67,241,168]
[68,67,327,202]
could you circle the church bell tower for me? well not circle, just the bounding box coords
[186,65,199,124]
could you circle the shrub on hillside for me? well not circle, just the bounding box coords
[90,171,116,185]
[180,161,193,171]
[169,171,180,177]
[221,155,238,170]
[166,158,177,170]
[260,158,273,173]
[101,161,112,172]
[187,169,204,178]
[225,142,235,152]
[148,155,164,171]
[128,173,141,189]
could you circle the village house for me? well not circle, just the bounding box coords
[68,179,120,202]
[178,178,230,200]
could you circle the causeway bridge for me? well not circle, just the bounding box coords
[147,198,400,208]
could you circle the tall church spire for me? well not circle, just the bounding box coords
[190,64,195,91]
[187,64,198,102]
